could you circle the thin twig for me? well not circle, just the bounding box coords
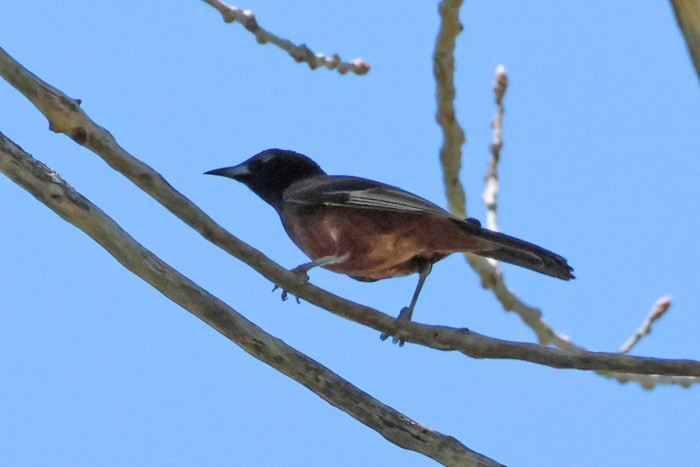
[482,65,507,233]
[2,46,700,379]
[0,133,499,467]
[201,0,370,75]
[620,296,673,354]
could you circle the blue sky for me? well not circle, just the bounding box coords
[1,1,699,466]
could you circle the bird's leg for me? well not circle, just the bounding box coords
[292,254,349,278]
[273,253,349,302]
[380,263,432,346]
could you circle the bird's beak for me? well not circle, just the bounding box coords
[204,163,250,180]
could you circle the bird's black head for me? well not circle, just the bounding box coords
[205,149,326,207]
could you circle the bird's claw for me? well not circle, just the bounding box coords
[379,331,407,347]
[271,284,301,303]
[271,267,310,304]
[379,306,412,346]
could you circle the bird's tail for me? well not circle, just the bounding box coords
[457,219,574,280]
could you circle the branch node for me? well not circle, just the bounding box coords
[71,127,88,145]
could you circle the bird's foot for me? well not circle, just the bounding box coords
[271,266,310,303]
[379,306,413,347]
[271,284,301,303]
[289,265,312,281]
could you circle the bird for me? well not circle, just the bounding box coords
[206,148,574,344]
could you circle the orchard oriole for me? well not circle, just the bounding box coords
[206,149,573,343]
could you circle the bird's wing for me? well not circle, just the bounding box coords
[284,176,456,217]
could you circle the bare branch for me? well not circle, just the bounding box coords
[434,0,467,219]
[2,46,700,379]
[201,0,370,75]
[482,65,507,233]
[432,1,502,292]
[670,0,700,81]
[620,296,673,354]
[476,71,687,388]
[0,133,500,467]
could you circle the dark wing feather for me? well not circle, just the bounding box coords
[457,220,575,280]
[283,176,455,217]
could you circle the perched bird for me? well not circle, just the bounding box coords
[206,149,573,343]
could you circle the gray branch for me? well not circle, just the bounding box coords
[434,0,468,219]
[670,0,700,81]
[201,0,370,75]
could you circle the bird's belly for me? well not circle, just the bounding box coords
[334,234,431,279]
[280,206,448,281]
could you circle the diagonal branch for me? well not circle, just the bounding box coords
[2,46,700,378]
[670,0,700,81]
[201,0,370,75]
[0,133,499,467]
